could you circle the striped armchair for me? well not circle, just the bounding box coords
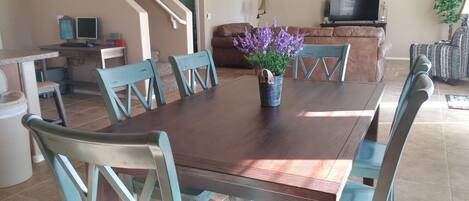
[410,26,469,81]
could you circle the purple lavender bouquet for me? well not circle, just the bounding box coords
[233,21,306,76]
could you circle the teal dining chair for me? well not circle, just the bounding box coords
[169,50,219,97]
[350,55,432,181]
[293,44,351,82]
[22,114,183,201]
[96,59,166,124]
[340,72,434,201]
[97,59,213,200]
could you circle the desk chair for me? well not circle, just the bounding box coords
[37,81,68,127]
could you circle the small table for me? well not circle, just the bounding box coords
[39,44,126,69]
[39,45,127,92]
[100,76,385,201]
[0,49,59,163]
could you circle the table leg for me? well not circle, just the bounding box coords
[19,61,44,163]
[364,106,380,186]
[41,59,47,81]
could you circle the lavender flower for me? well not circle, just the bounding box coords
[233,20,306,76]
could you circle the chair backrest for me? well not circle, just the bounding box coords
[450,26,469,47]
[391,55,431,129]
[96,59,166,124]
[373,73,434,201]
[169,50,219,97]
[22,114,182,201]
[293,44,351,82]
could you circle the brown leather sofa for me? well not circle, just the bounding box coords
[212,24,391,82]
[212,23,254,68]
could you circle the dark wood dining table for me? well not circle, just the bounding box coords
[99,76,384,201]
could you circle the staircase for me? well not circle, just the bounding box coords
[156,61,178,97]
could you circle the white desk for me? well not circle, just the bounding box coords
[0,50,59,163]
[40,44,126,69]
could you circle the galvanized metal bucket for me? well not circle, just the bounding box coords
[258,69,283,107]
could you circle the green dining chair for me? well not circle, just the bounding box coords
[169,50,219,97]
[96,59,166,124]
[97,59,213,201]
[293,44,351,82]
[340,73,434,201]
[350,55,432,182]
[22,114,183,201]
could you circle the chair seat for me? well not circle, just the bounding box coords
[133,177,213,201]
[340,180,374,201]
[350,139,386,179]
[37,81,60,94]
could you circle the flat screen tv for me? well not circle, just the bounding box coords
[329,0,379,21]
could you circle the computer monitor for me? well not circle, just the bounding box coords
[76,17,98,40]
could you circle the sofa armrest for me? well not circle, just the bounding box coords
[378,40,392,60]
[410,43,458,63]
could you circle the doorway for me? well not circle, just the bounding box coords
[179,0,199,52]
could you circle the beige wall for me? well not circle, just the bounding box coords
[27,0,150,82]
[259,0,326,27]
[0,0,33,49]
[201,0,258,50]
[386,0,446,58]
[0,0,34,91]
[136,0,192,62]
[257,0,448,59]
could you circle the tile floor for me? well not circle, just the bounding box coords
[1,60,469,201]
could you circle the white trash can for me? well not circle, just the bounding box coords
[0,91,32,187]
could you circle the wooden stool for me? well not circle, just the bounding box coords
[37,81,68,127]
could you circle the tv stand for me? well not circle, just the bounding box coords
[320,21,387,33]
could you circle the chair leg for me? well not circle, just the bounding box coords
[53,86,68,127]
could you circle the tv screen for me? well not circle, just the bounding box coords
[76,17,98,39]
[329,0,379,21]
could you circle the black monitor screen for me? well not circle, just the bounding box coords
[77,18,98,39]
[330,0,379,21]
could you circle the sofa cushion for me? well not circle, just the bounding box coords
[212,37,236,48]
[214,23,253,37]
[300,27,334,37]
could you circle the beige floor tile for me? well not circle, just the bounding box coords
[397,126,449,186]
[444,124,469,150]
[449,166,469,190]
[442,109,469,122]
[395,179,451,201]
[452,187,469,201]
[447,148,469,169]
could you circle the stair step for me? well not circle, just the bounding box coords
[156,62,173,77]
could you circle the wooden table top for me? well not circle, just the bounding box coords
[0,50,58,65]
[101,76,385,201]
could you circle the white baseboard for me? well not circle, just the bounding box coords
[385,57,410,61]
